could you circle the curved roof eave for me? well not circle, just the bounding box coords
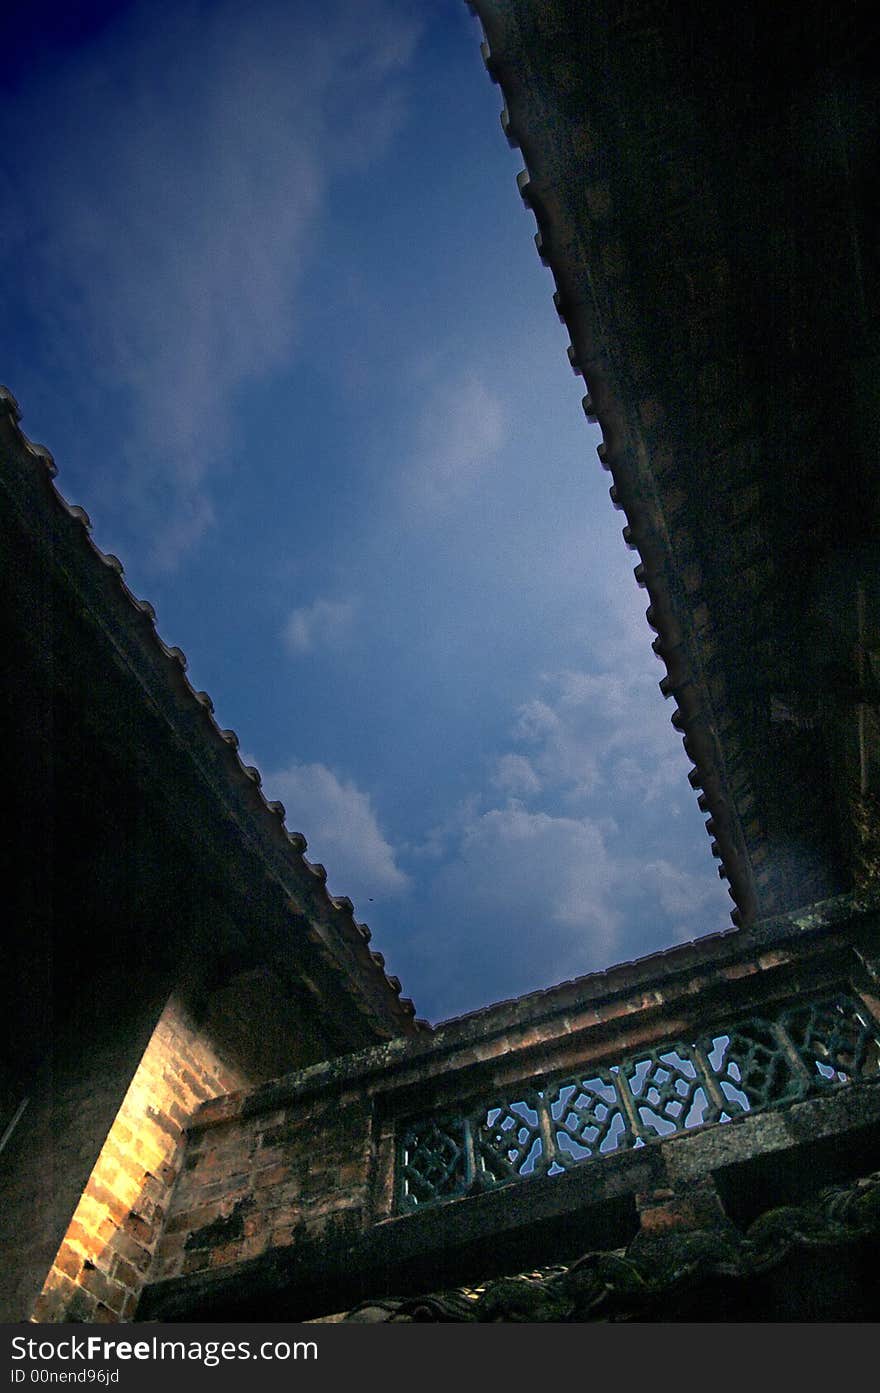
[0,386,428,1042]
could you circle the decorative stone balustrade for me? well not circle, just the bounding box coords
[396,993,878,1211]
[138,894,880,1322]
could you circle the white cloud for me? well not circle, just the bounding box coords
[408,800,623,1016]
[406,376,505,508]
[492,753,542,797]
[458,803,619,941]
[409,790,731,1021]
[511,662,683,807]
[283,598,357,655]
[640,859,725,932]
[263,760,409,900]
[401,580,732,1016]
[3,0,419,566]
[404,794,483,863]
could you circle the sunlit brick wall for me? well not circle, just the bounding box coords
[31,995,247,1323]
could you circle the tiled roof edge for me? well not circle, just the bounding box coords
[0,386,427,1040]
[187,887,878,1130]
[465,2,758,927]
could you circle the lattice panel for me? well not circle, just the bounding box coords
[477,1096,544,1183]
[781,997,876,1085]
[625,1048,709,1137]
[397,1117,469,1209]
[394,994,879,1212]
[703,1020,802,1112]
[548,1072,631,1162]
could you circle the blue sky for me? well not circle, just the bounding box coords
[2,0,731,1022]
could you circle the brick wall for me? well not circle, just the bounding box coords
[0,989,175,1326]
[32,995,248,1323]
[149,1088,373,1285]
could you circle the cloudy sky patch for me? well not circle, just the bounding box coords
[2,0,418,564]
[405,375,506,511]
[263,760,409,901]
[283,598,358,655]
[3,0,731,1022]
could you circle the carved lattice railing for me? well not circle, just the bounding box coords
[395,993,880,1212]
